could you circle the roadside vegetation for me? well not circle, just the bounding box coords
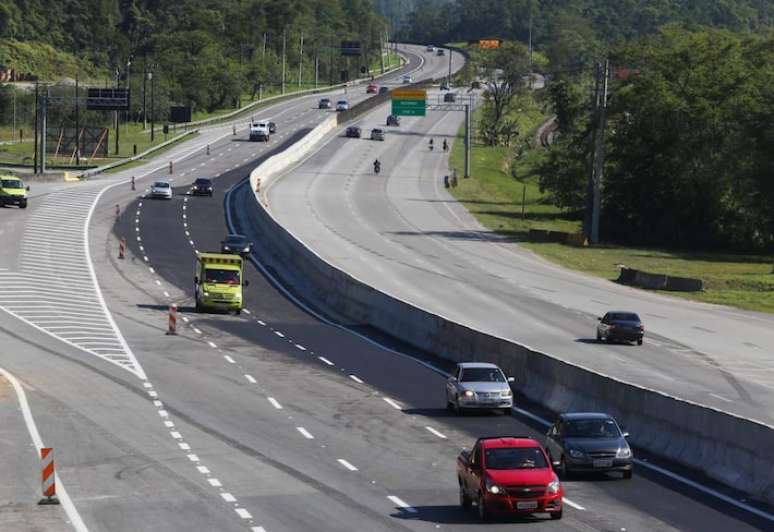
[0,0,397,168]
[441,14,774,313]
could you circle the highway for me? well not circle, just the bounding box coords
[0,44,769,532]
[265,81,774,425]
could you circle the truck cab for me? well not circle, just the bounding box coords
[457,436,563,521]
[194,253,248,314]
[0,175,29,208]
[249,121,270,141]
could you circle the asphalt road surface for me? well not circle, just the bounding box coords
[0,45,770,531]
[266,84,774,426]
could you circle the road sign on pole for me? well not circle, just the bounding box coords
[391,88,426,117]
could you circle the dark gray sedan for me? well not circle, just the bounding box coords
[545,413,633,479]
[597,311,644,345]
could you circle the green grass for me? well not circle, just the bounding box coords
[447,94,774,314]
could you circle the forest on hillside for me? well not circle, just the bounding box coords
[394,0,772,73]
[0,0,387,112]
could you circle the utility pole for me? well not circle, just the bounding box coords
[464,102,471,178]
[40,90,47,173]
[528,4,534,89]
[11,85,16,143]
[314,49,319,89]
[75,74,80,165]
[298,30,304,90]
[281,28,287,94]
[150,70,155,142]
[143,61,148,130]
[379,31,385,74]
[448,47,453,85]
[262,33,267,60]
[33,82,39,174]
[114,67,120,155]
[591,59,610,244]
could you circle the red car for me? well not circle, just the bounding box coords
[366,84,378,94]
[457,436,563,521]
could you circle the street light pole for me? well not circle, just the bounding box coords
[143,62,148,130]
[298,30,304,90]
[75,74,80,165]
[150,70,155,142]
[281,28,287,94]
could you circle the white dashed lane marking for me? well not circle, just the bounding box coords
[563,498,586,510]
[244,374,257,384]
[425,426,447,439]
[267,397,282,409]
[383,397,402,410]
[387,495,417,513]
[349,374,364,384]
[337,459,358,471]
[296,427,314,439]
[295,344,306,351]
[318,356,334,366]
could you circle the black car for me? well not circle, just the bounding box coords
[318,98,332,109]
[268,121,277,133]
[597,311,644,345]
[191,178,213,197]
[345,126,362,138]
[440,82,450,91]
[545,413,633,479]
[221,234,252,257]
[378,86,389,95]
[386,114,400,126]
[443,92,457,102]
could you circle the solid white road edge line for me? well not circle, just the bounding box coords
[222,115,774,526]
[0,367,89,532]
[382,397,402,410]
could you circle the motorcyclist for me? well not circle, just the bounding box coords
[373,159,381,174]
[429,138,434,151]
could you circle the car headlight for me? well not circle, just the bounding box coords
[485,478,505,495]
[568,448,584,459]
[203,291,209,297]
[547,479,561,494]
[617,447,632,459]
[500,390,512,398]
[242,246,250,252]
[463,390,474,398]
[224,246,231,250]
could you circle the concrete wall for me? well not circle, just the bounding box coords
[239,101,774,507]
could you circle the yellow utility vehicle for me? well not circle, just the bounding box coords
[194,253,248,314]
[0,175,29,208]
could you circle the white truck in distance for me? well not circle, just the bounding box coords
[249,121,270,141]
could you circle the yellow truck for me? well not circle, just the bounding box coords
[0,175,29,208]
[194,253,248,314]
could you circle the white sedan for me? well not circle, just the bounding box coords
[336,100,350,111]
[150,181,172,200]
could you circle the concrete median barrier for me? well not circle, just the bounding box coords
[617,267,704,292]
[239,121,774,506]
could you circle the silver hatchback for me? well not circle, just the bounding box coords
[446,362,514,415]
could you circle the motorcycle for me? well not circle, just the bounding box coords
[374,160,381,174]
[429,139,434,151]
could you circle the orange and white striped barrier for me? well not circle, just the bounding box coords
[118,237,126,259]
[166,304,177,335]
[39,447,59,505]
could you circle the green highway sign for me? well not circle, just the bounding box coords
[391,100,426,116]
[392,88,427,116]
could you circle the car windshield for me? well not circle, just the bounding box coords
[195,179,211,185]
[338,101,347,105]
[224,236,247,247]
[153,182,170,188]
[485,447,547,470]
[564,418,620,438]
[204,268,240,285]
[460,368,505,382]
[609,313,639,322]
[1,179,23,188]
